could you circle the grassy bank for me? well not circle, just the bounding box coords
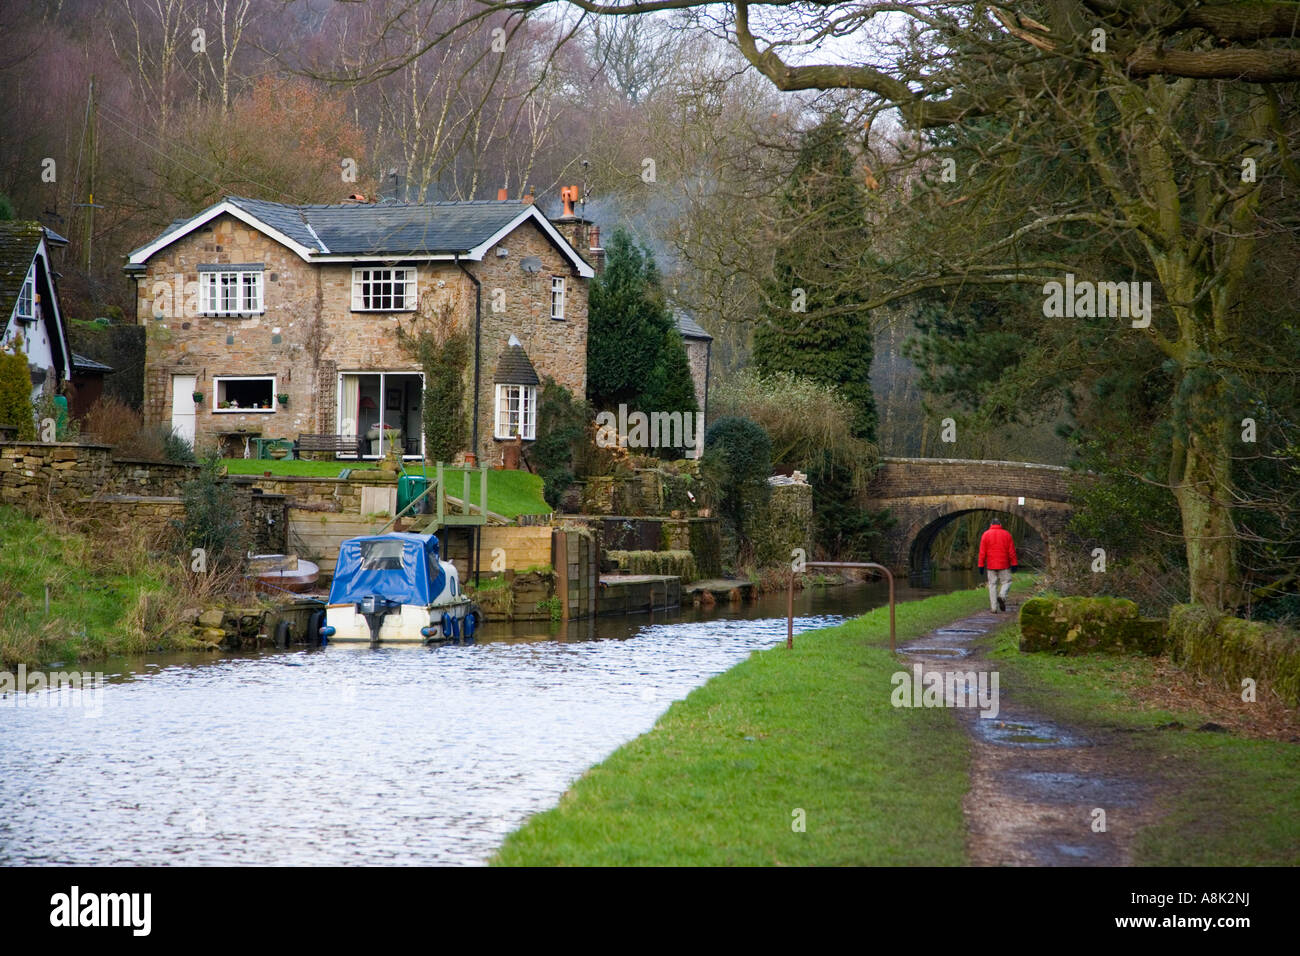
[493,584,1002,866]
[987,624,1300,865]
[0,507,217,668]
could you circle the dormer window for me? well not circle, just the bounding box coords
[199,264,264,315]
[352,267,416,311]
[14,275,34,322]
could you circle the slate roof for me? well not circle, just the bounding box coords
[493,342,540,386]
[674,310,713,341]
[0,221,44,321]
[139,196,538,258]
[72,352,114,373]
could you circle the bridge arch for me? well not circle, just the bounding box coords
[907,506,1049,577]
[866,458,1075,575]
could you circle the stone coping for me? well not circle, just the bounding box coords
[879,456,1073,472]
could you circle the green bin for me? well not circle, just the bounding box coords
[397,474,430,515]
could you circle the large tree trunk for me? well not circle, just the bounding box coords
[1170,386,1240,610]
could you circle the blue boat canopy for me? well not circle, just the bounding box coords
[328,533,446,607]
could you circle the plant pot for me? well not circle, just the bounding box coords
[192,392,204,403]
[269,447,289,460]
[277,394,289,406]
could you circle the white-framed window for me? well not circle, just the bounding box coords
[550,276,565,320]
[199,266,263,315]
[494,384,537,439]
[14,274,34,322]
[213,376,276,412]
[351,267,417,311]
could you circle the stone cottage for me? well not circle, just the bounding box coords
[124,193,600,462]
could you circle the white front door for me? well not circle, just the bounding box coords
[171,374,196,446]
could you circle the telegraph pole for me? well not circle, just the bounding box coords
[76,77,103,272]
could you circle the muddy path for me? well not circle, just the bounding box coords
[899,599,1164,866]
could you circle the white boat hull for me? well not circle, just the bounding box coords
[325,599,477,644]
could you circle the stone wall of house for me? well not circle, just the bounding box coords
[682,337,710,414]
[473,217,589,464]
[134,210,589,462]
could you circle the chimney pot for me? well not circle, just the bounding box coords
[522,186,535,205]
[497,188,509,201]
[560,185,579,218]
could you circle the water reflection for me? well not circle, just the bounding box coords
[0,572,973,865]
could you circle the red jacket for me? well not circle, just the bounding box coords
[978,525,1017,570]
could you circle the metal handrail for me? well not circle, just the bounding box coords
[787,561,896,652]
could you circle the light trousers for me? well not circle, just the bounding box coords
[987,568,1012,610]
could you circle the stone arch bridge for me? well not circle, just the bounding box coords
[867,457,1075,574]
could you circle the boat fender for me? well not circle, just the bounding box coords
[308,610,327,646]
[464,611,476,637]
[441,612,456,639]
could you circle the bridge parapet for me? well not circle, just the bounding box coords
[869,457,1074,504]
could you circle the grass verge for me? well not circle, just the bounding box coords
[0,506,233,668]
[987,623,1300,866]
[492,584,997,866]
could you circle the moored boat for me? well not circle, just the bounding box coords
[320,532,480,644]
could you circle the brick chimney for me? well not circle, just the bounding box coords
[588,224,605,274]
[552,184,596,264]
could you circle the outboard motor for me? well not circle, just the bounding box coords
[357,595,401,644]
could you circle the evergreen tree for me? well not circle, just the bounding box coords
[0,346,36,440]
[639,325,699,456]
[586,228,675,410]
[753,116,877,442]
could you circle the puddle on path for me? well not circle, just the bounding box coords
[905,602,1157,867]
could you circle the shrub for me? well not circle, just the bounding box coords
[700,416,772,569]
[532,378,592,509]
[0,347,35,439]
[398,304,469,462]
[80,395,143,449]
[711,368,876,486]
[178,452,246,569]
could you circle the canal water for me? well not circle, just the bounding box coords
[0,571,976,866]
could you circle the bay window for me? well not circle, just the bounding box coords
[494,383,537,440]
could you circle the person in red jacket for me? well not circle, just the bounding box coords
[978,518,1018,612]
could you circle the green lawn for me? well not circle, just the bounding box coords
[987,623,1300,866]
[220,459,550,518]
[221,458,377,477]
[493,585,997,866]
